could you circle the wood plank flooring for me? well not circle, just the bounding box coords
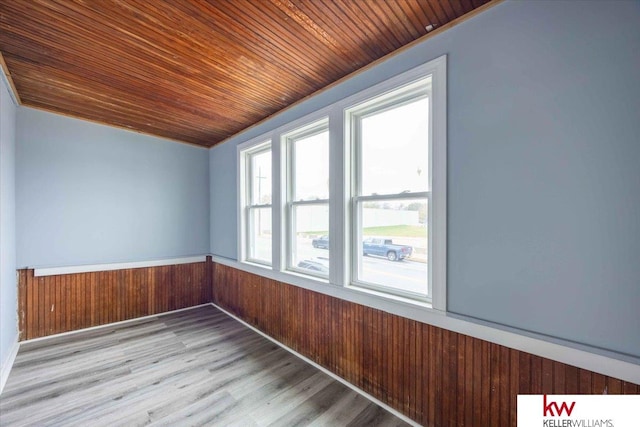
[0,305,409,427]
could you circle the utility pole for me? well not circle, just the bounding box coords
[257,166,266,236]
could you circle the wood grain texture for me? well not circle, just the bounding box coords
[0,0,491,147]
[1,306,408,426]
[17,258,212,340]
[212,263,640,427]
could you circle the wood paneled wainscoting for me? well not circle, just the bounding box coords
[212,263,639,427]
[17,258,212,340]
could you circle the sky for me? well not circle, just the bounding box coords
[251,95,430,204]
[361,97,429,196]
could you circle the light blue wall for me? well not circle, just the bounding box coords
[209,0,640,358]
[1,77,18,372]
[445,0,640,359]
[17,108,210,268]
[209,141,238,259]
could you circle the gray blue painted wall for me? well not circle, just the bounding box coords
[209,140,238,259]
[16,108,210,268]
[209,0,640,358]
[1,77,18,371]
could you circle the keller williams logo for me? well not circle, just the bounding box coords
[543,395,576,417]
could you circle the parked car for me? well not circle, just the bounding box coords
[312,235,329,249]
[297,257,329,274]
[362,238,412,261]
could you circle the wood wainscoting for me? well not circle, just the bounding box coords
[212,263,639,427]
[17,258,212,340]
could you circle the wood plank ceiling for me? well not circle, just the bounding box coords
[0,0,491,148]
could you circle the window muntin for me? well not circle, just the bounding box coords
[284,120,330,278]
[349,76,432,300]
[244,144,272,265]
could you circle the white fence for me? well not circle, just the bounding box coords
[294,206,419,232]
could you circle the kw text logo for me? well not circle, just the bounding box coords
[543,395,576,417]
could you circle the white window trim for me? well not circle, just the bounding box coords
[237,56,446,311]
[339,55,447,310]
[430,56,447,312]
[282,118,330,278]
[346,77,433,302]
[275,108,333,276]
[237,138,273,266]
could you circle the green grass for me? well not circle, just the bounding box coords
[301,224,426,238]
[300,230,329,237]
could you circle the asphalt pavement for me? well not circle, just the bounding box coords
[251,236,428,295]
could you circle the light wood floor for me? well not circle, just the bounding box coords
[0,305,409,426]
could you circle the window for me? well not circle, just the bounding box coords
[283,119,330,278]
[238,56,446,309]
[241,142,272,265]
[347,78,431,300]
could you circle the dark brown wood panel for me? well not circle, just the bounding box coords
[0,0,494,148]
[212,263,640,427]
[17,258,212,340]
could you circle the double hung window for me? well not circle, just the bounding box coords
[348,78,431,300]
[242,143,272,265]
[284,119,330,277]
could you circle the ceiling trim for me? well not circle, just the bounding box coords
[20,103,209,150]
[0,51,21,106]
[213,0,503,150]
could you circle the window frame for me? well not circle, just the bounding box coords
[340,55,447,310]
[347,78,432,301]
[282,118,330,278]
[238,139,273,266]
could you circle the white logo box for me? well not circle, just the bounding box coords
[517,395,640,427]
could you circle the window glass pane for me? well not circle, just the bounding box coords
[360,97,429,196]
[291,204,329,276]
[251,150,272,205]
[357,198,428,297]
[293,130,329,201]
[248,207,272,263]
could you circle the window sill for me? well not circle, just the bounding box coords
[238,258,332,289]
[222,256,444,323]
[345,283,432,310]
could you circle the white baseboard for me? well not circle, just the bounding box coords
[0,338,19,395]
[20,304,212,345]
[210,302,421,427]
